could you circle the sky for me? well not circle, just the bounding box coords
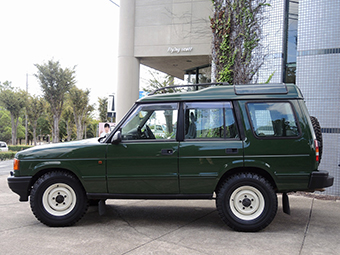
[0,0,121,115]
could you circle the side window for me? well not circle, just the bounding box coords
[121,103,178,140]
[184,102,238,139]
[247,102,299,137]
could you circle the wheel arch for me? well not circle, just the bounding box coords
[215,167,278,194]
[29,168,85,196]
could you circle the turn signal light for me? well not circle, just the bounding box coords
[314,140,320,162]
[13,158,20,171]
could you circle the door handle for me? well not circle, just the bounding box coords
[225,148,238,154]
[161,149,174,156]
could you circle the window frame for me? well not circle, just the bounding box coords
[245,100,302,140]
[182,101,240,141]
[120,102,180,143]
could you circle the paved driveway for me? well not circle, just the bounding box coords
[0,173,339,255]
[0,160,13,175]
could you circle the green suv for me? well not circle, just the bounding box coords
[7,83,333,231]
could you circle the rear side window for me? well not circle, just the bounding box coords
[247,102,299,138]
[184,102,238,139]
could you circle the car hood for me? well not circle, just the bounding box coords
[16,138,105,160]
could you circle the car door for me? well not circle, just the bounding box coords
[106,103,179,194]
[241,100,313,190]
[178,101,244,194]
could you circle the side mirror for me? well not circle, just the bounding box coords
[111,131,122,144]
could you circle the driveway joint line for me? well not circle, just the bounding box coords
[121,209,216,255]
[299,198,314,255]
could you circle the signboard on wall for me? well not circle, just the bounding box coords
[167,46,193,54]
[98,122,116,137]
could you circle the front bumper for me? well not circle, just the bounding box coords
[308,170,334,190]
[7,175,32,202]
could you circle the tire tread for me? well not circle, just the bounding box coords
[30,171,88,227]
[216,173,277,232]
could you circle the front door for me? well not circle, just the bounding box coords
[107,103,179,194]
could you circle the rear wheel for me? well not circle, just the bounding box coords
[30,171,88,227]
[216,173,277,232]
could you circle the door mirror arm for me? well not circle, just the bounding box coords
[111,131,122,144]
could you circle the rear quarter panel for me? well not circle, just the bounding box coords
[239,99,316,192]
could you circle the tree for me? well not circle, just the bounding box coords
[68,87,90,140]
[37,114,51,143]
[143,71,179,134]
[26,96,45,145]
[143,71,177,94]
[98,97,108,122]
[0,109,12,143]
[86,119,99,139]
[0,81,13,90]
[17,117,26,144]
[61,106,74,142]
[35,60,75,143]
[82,104,94,139]
[0,83,27,145]
[210,0,270,84]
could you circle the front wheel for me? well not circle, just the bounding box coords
[216,173,277,232]
[30,171,88,227]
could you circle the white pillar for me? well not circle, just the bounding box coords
[116,0,140,122]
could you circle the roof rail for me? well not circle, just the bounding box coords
[148,82,228,95]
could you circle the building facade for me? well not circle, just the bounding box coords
[296,0,340,196]
[116,0,212,121]
[116,0,339,195]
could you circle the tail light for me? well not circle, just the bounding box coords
[314,140,320,162]
[13,158,20,171]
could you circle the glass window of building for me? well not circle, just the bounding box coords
[185,65,211,85]
[284,0,299,84]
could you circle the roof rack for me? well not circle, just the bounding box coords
[234,83,288,95]
[148,82,228,95]
[148,82,289,96]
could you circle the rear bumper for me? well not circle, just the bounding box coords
[7,175,32,202]
[308,170,334,190]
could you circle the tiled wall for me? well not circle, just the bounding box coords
[257,0,286,83]
[297,0,340,196]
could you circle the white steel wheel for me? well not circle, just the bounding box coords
[229,185,265,221]
[30,171,88,227]
[216,173,278,232]
[42,183,77,216]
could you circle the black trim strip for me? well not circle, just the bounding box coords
[298,48,340,57]
[233,101,245,140]
[87,193,213,200]
[321,128,340,134]
[177,102,185,141]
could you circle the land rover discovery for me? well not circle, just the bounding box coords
[7,83,333,231]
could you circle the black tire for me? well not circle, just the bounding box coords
[30,171,88,227]
[310,116,323,162]
[216,173,277,232]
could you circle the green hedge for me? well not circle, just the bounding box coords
[8,145,33,152]
[0,151,16,161]
[0,146,32,161]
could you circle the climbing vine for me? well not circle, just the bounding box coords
[210,0,270,84]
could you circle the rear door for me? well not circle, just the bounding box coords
[178,101,244,194]
[241,100,314,190]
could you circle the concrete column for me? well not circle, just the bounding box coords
[116,0,140,122]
